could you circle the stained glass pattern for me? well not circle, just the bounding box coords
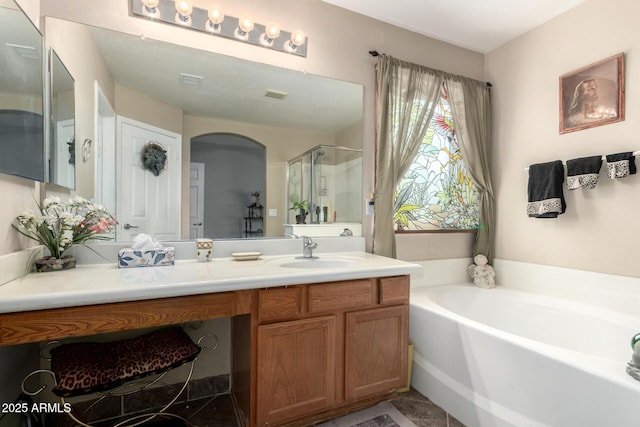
[393,88,479,230]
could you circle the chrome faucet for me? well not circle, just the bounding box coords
[302,236,318,259]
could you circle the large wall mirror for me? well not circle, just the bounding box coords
[44,17,364,242]
[0,0,44,182]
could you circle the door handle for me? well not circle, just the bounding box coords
[123,223,139,230]
[193,222,203,226]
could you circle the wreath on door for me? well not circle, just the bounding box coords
[141,141,167,176]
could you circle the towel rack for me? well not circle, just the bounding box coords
[524,151,640,171]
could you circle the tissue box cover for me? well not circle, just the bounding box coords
[117,248,175,268]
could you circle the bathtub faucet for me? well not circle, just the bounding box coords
[628,332,640,381]
[302,236,318,259]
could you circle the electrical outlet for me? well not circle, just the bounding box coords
[268,209,278,217]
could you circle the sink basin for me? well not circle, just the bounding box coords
[280,258,357,269]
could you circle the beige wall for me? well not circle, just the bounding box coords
[486,0,640,277]
[13,0,35,23]
[0,175,40,255]
[0,93,42,112]
[336,120,364,150]
[115,84,183,135]
[396,232,475,262]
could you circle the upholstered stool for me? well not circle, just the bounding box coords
[50,327,199,397]
[22,327,218,427]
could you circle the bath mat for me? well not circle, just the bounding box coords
[317,401,417,427]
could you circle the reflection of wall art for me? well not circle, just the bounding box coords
[560,53,625,134]
[67,137,75,165]
[142,141,167,176]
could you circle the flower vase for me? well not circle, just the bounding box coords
[35,255,76,272]
[295,212,307,224]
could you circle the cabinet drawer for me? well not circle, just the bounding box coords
[259,287,301,322]
[308,279,373,313]
[379,276,409,305]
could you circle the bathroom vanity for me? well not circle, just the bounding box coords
[0,252,420,427]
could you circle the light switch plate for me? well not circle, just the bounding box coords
[268,209,278,217]
[366,199,375,216]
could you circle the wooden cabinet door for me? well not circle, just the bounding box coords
[257,315,337,426]
[344,305,409,401]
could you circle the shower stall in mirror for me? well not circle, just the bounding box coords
[286,145,362,235]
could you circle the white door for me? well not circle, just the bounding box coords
[117,116,182,242]
[189,162,205,239]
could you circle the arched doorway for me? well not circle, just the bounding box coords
[190,133,266,239]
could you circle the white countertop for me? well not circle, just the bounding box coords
[0,252,422,314]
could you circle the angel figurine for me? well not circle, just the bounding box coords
[467,254,495,289]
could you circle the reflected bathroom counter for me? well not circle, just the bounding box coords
[0,251,421,314]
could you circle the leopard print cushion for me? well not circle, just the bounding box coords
[50,327,200,397]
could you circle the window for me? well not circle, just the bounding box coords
[393,87,479,231]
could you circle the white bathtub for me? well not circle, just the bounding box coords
[409,283,640,427]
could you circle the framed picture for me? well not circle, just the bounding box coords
[559,53,624,134]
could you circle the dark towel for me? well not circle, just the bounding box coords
[606,152,636,178]
[527,160,566,218]
[566,155,603,190]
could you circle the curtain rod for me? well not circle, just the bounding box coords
[368,50,493,88]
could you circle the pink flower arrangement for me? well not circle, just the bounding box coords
[13,196,117,259]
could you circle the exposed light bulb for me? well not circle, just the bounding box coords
[291,30,305,47]
[286,30,306,52]
[207,7,225,33]
[235,16,254,40]
[175,0,193,26]
[265,23,280,39]
[261,23,281,47]
[141,0,160,17]
[239,16,254,32]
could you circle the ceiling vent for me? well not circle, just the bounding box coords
[179,72,204,86]
[5,43,38,60]
[264,89,288,100]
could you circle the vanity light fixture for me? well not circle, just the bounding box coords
[130,0,308,57]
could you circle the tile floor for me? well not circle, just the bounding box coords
[390,388,465,427]
[150,388,465,427]
[47,387,464,427]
